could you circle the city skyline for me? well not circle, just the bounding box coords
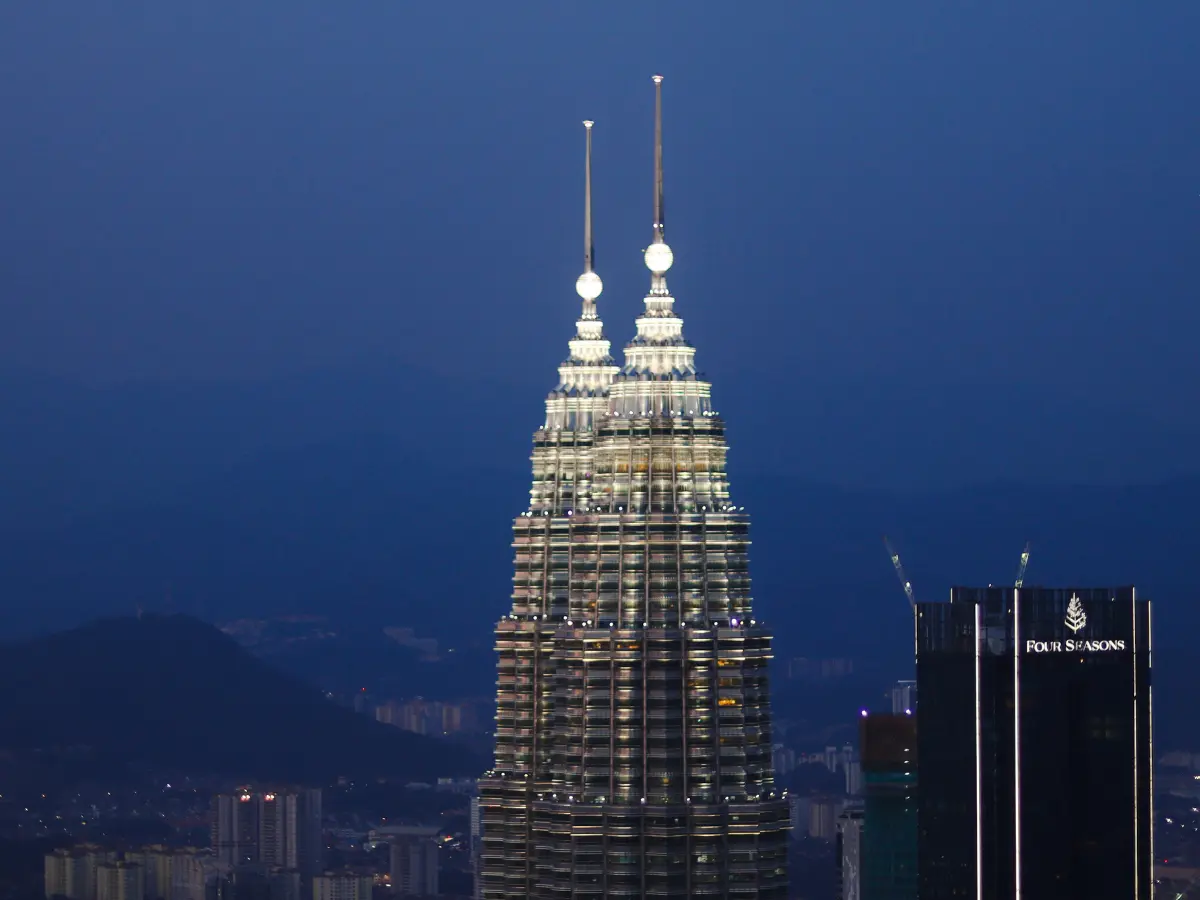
[0,5,1193,898]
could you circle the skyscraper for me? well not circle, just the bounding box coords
[859,712,917,900]
[478,76,790,899]
[916,586,1152,900]
[210,787,323,875]
[387,826,441,896]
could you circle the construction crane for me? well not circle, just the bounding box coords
[1014,542,1032,588]
[883,536,917,610]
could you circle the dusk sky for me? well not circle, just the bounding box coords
[2,3,1200,642]
[0,0,1197,659]
[2,3,1195,395]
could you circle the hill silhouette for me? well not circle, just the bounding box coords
[0,614,485,784]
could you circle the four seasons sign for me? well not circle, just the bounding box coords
[1024,594,1128,654]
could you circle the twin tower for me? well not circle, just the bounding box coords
[478,76,791,899]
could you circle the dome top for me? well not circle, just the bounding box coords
[576,271,603,301]
[644,242,674,275]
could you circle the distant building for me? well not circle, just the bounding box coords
[822,744,855,774]
[789,796,812,840]
[312,871,374,900]
[889,680,916,715]
[130,845,171,900]
[220,865,302,900]
[470,797,482,845]
[788,657,855,683]
[809,797,844,841]
[435,777,477,795]
[387,826,439,896]
[860,712,917,900]
[210,787,323,875]
[917,586,1153,899]
[376,698,474,736]
[45,846,216,900]
[94,861,144,900]
[844,760,863,797]
[168,850,219,900]
[772,743,796,777]
[836,807,865,900]
[44,845,115,899]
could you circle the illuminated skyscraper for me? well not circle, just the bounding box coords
[479,76,790,899]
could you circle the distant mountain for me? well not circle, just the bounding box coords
[0,614,485,784]
[220,616,492,702]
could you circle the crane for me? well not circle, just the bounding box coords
[883,536,917,610]
[1014,542,1032,588]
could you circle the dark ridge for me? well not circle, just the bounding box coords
[0,614,484,784]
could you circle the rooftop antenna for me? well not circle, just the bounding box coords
[644,74,674,286]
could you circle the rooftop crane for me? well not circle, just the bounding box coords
[883,536,917,610]
[1014,542,1032,588]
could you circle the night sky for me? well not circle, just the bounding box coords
[1,3,1198,648]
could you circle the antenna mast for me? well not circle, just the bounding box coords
[653,74,664,243]
[583,120,594,273]
[575,121,603,306]
[643,75,675,284]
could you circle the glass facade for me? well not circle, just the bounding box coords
[860,714,917,900]
[916,587,1152,900]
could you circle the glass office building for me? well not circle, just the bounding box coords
[916,586,1152,900]
[478,77,789,899]
[860,713,917,900]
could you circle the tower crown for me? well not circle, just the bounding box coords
[543,119,617,432]
[609,74,712,420]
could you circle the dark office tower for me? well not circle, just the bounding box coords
[478,76,790,899]
[916,587,1152,900]
[860,713,917,900]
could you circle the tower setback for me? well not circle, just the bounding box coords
[478,77,790,899]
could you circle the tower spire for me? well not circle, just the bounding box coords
[644,74,674,287]
[576,121,603,306]
[544,119,615,433]
[653,74,664,243]
[584,120,595,274]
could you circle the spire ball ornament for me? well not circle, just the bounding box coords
[644,241,674,274]
[576,270,603,300]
